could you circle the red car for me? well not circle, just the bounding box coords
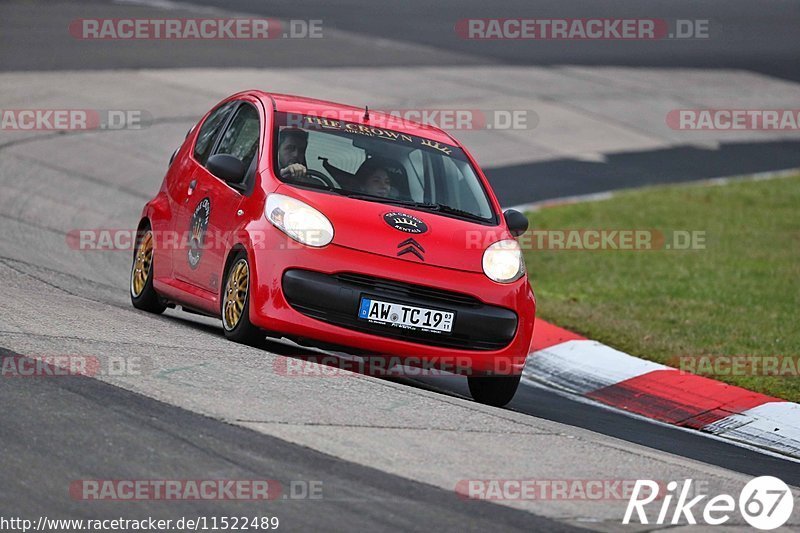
[130,91,535,406]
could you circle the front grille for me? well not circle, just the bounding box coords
[334,272,482,307]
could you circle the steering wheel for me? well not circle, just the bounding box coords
[304,169,339,189]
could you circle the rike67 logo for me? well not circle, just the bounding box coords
[624,476,795,530]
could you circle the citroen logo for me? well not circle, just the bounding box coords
[397,238,425,261]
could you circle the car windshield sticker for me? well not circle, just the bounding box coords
[280,113,459,156]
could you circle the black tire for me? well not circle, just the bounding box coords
[467,374,521,407]
[130,225,166,314]
[221,251,262,346]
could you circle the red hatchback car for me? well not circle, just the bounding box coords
[130,91,535,406]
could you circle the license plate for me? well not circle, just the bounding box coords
[358,297,454,334]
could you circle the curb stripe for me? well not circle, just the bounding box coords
[704,402,800,457]
[526,320,800,459]
[586,369,780,428]
[530,321,585,352]
[525,339,666,394]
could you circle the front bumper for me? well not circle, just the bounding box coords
[282,269,518,351]
[248,239,535,375]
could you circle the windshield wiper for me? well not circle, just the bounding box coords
[340,192,488,221]
[284,178,337,192]
[423,203,488,221]
[338,193,432,209]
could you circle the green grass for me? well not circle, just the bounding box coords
[523,175,800,402]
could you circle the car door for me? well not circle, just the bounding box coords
[173,102,261,302]
[168,100,237,281]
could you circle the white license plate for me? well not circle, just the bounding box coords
[358,297,454,333]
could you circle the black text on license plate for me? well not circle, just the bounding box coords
[358,298,454,333]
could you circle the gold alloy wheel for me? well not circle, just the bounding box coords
[223,258,249,331]
[130,230,154,297]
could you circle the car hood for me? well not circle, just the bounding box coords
[276,185,509,273]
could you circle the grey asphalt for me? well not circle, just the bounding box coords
[186,0,800,82]
[2,0,798,206]
[490,139,800,205]
[413,373,800,487]
[0,349,579,532]
[4,0,799,81]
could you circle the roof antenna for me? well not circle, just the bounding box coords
[363,105,370,121]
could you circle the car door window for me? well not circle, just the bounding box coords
[213,104,260,171]
[193,101,236,165]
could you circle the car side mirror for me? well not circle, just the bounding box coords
[207,154,246,184]
[503,209,529,237]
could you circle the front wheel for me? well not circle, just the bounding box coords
[221,251,262,346]
[468,374,521,407]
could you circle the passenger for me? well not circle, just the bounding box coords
[355,158,397,198]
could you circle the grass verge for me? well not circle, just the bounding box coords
[523,174,800,402]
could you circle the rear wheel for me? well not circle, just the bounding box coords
[468,374,521,407]
[130,226,166,314]
[221,251,262,345]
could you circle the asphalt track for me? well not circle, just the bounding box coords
[5,0,800,80]
[1,0,799,530]
[0,349,575,532]
[4,0,800,206]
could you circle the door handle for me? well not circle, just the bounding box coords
[184,179,199,203]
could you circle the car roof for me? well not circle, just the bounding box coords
[252,91,458,145]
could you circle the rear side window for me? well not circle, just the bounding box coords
[193,101,236,165]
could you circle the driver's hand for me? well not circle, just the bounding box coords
[280,163,307,179]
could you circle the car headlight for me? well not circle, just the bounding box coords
[482,239,525,283]
[265,193,334,247]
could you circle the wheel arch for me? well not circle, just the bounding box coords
[133,217,152,263]
[220,243,250,308]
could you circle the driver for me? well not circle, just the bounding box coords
[278,128,309,180]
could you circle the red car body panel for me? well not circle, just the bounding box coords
[139,91,536,375]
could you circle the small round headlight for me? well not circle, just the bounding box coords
[265,193,334,247]
[482,239,525,283]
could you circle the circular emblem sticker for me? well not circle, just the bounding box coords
[188,197,211,269]
[383,212,428,234]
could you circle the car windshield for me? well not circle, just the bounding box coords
[273,112,496,222]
